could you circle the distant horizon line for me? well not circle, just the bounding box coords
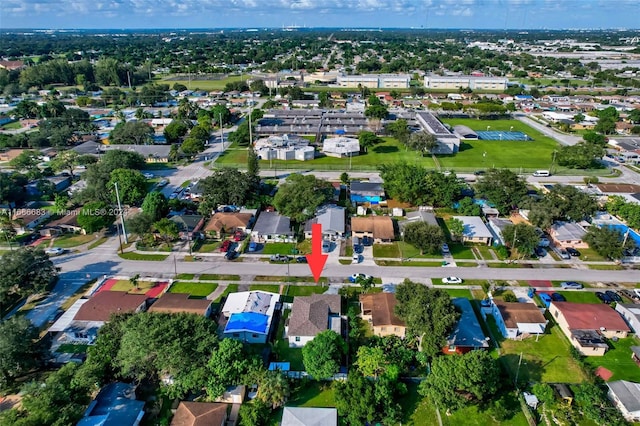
[2,27,639,32]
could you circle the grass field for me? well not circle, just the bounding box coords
[499,324,587,384]
[199,273,240,281]
[159,74,246,91]
[56,343,89,354]
[443,289,473,298]
[168,281,218,297]
[249,284,281,293]
[552,291,600,304]
[585,336,640,382]
[439,118,559,171]
[285,285,328,297]
[273,309,306,371]
[53,234,96,248]
[287,381,335,407]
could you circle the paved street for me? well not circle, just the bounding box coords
[514,114,582,146]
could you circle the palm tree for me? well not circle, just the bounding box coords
[256,370,290,409]
[129,273,140,291]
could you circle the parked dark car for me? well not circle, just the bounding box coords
[566,247,581,257]
[605,290,622,302]
[296,256,307,263]
[534,246,547,257]
[551,293,566,302]
[473,170,486,176]
[595,292,613,304]
[225,250,238,260]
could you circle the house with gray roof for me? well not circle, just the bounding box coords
[607,380,640,421]
[77,382,145,426]
[281,407,338,426]
[549,221,588,249]
[453,216,493,245]
[251,211,294,243]
[287,294,342,348]
[398,210,439,236]
[615,303,640,333]
[487,217,514,246]
[303,206,346,240]
[350,181,385,205]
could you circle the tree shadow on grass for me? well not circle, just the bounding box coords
[499,355,543,388]
[372,145,399,154]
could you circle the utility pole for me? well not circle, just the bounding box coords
[514,352,524,388]
[127,71,132,90]
[219,112,224,143]
[114,182,128,244]
[248,95,253,146]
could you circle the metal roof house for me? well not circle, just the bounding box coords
[349,181,385,205]
[222,291,281,344]
[607,380,640,422]
[549,221,588,249]
[77,382,145,426]
[445,298,489,354]
[303,206,346,240]
[453,216,493,245]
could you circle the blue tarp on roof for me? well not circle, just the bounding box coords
[225,312,269,334]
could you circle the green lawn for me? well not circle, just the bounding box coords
[53,233,96,248]
[553,291,600,304]
[249,284,281,293]
[287,381,336,407]
[194,240,221,253]
[449,243,476,259]
[577,247,607,262]
[118,252,169,261]
[176,274,195,280]
[199,274,240,281]
[439,118,559,171]
[285,285,328,297]
[273,310,306,371]
[373,243,399,258]
[260,242,299,255]
[499,324,587,384]
[585,337,640,382]
[168,281,218,297]
[0,121,21,130]
[443,289,473,298]
[373,241,442,259]
[212,284,239,303]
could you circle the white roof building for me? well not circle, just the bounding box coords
[281,407,338,426]
[322,137,360,158]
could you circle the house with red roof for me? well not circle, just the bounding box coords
[549,302,630,356]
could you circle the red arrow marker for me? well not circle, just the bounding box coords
[306,223,328,283]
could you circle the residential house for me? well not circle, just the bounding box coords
[607,381,640,422]
[26,175,72,196]
[0,149,25,162]
[169,214,204,239]
[149,293,213,317]
[74,291,149,323]
[615,303,640,333]
[486,301,548,339]
[487,217,514,246]
[170,402,228,426]
[0,60,25,71]
[303,206,346,240]
[349,181,385,205]
[359,293,406,338]
[251,211,294,243]
[281,407,338,426]
[287,294,342,348]
[12,203,51,234]
[549,221,588,249]
[351,216,395,243]
[453,216,493,245]
[549,302,630,356]
[398,210,439,237]
[77,382,145,426]
[222,291,281,344]
[203,212,254,238]
[41,208,84,236]
[445,298,489,354]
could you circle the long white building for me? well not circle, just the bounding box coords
[337,74,411,89]
[414,111,461,154]
[424,75,508,91]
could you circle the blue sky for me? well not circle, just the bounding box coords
[1,0,639,30]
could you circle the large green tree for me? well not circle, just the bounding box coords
[163,119,190,144]
[584,226,632,260]
[109,168,148,205]
[358,131,380,153]
[206,338,260,400]
[272,174,333,222]
[419,350,500,411]
[0,317,44,389]
[198,168,253,215]
[50,149,79,177]
[109,121,154,145]
[395,280,459,358]
[302,330,345,380]
[141,191,169,221]
[556,142,605,169]
[405,131,438,154]
[0,248,58,309]
[528,184,597,229]
[80,150,145,203]
[403,222,445,255]
[475,169,528,215]
[77,201,115,233]
[502,223,540,257]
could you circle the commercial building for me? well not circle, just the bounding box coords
[414,111,461,154]
[322,136,360,158]
[254,134,315,161]
[423,75,508,91]
[337,74,411,89]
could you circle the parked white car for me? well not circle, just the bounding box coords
[442,276,463,284]
[45,247,64,255]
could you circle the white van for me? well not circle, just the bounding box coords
[532,170,550,177]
